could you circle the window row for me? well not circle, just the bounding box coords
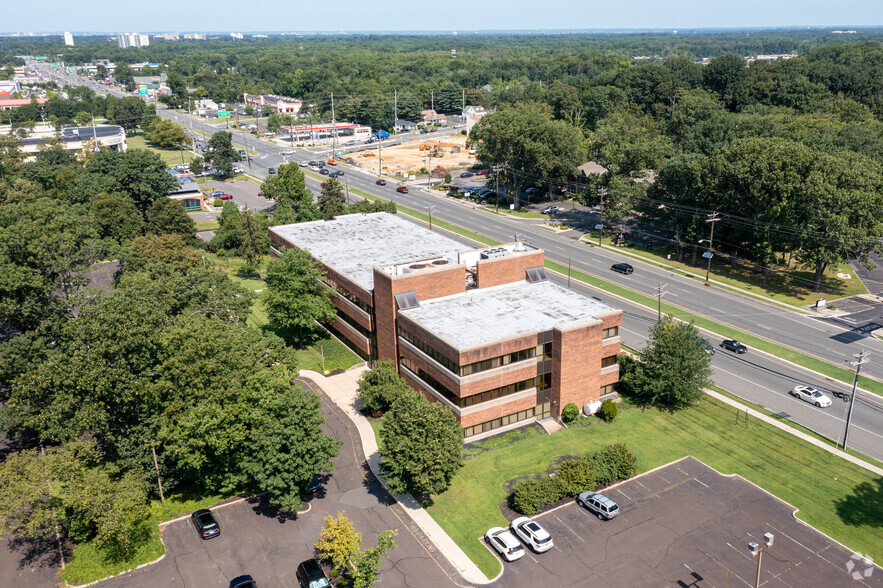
[463,407,537,438]
[320,276,373,314]
[600,383,615,396]
[399,327,552,378]
[601,355,617,368]
[602,326,619,339]
[335,307,372,338]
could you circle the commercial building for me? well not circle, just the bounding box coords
[63,31,74,46]
[269,213,622,440]
[278,122,371,142]
[118,33,149,49]
[243,94,302,115]
[17,125,127,155]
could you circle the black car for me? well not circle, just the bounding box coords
[319,168,330,175]
[460,171,474,178]
[230,575,257,588]
[720,340,748,354]
[268,167,277,175]
[191,508,220,540]
[296,559,330,588]
[611,263,634,275]
[305,474,322,494]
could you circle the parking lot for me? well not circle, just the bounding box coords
[487,457,881,587]
[202,178,272,212]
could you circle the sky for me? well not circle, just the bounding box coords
[4,0,882,33]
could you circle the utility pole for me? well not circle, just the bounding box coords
[704,211,721,282]
[378,132,383,176]
[151,446,165,505]
[461,88,465,119]
[598,187,606,246]
[330,92,336,146]
[428,150,432,188]
[345,177,350,205]
[431,90,434,115]
[188,97,193,130]
[494,165,501,213]
[428,204,435,231]
[656,283,668,322]
[842,349,870,450]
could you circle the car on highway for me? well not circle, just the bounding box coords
[309,166,322,172]
[345,140,355,146]
[326,160,337,165]
[577,491,620,520]
[542,206,559,215]
[298,161,308,167]
[611,263,634,275]
[319,168,330,175]
[695,337,716,355]
[316,161,326,167]
[460,171,474,178]
[281,149,295,155]
[790,385,832,408]
[268,167,277,175]
[396,186,409,194]
[720,340,748,354]
[376,179,387,185]
[191,508,220,539]
[485,527,525,561]
[320,182,328,189]
[296,559,329,588]
[511,517,553,553]
[329,170,344,177]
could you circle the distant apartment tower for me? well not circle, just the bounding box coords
[118,33,149,48]
[230,32,244,40]
[63,31,74,46]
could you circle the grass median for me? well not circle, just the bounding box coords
[426,394,883,579]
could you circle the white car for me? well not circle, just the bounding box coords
[511,517,553,553]
[790,385,832,408]
[298,161,309,167]
[485,527,525,562]
[281,149,295,155]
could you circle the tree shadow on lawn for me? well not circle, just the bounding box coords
[836,476,883,528]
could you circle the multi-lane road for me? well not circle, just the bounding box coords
[35,60,883,461]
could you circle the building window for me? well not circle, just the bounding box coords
[463,407,537,438]
[600,383,615,396]
[334,308,372,338]
[601,355,617,368]
[602,326,619,339]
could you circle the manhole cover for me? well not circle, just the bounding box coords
[837,272,852,279]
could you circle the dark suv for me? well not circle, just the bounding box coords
[611,263,634,275]
[296,559,330,588]
[191,508,220,540]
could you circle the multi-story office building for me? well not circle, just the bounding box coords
[63,31,74,46]
[269,213,622,440]
[118,33,149,48]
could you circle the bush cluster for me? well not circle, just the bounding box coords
[561,402,580,424]
[511,443,637,515]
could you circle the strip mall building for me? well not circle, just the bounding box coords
[269,213,622,440]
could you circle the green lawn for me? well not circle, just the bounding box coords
[126,133,193,167]
[60,491,225,585]
[193,220,219,231]
[292,334,362,374]
[427,395,883,579]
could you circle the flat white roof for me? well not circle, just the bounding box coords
[270,213,469,291]
[400,280,618,349]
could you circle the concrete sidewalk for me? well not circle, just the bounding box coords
[706,389,883,476]
[300,368,492,585]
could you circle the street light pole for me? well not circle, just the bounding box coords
[656,283,667,322]
[598,187,606,246]
[704,211,721,282]
[428,205,434,231]
[748,533,774,588]
[842,349,869,450]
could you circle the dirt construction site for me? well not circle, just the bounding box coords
[352,133,477,176]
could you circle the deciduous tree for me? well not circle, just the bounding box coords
[263,247,336,344]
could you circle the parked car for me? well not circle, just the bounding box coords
[258,191,266,198]
[485,527,525,561]
[475,169,489,176]
[720,340,748,354]
[296,559,330,588]
[208,190,225,198]
[511,517,553,553]
[577,491,620,520]
[541,206,559,215]
[376,179,387,186]
[230,575,257,588]
[460,171,474,178]
[268,167,277,175]
[611,263,634,275]
[396,186,409,194]
[305,474,322,494]
[790,385,832,408]
[191,508,220,539]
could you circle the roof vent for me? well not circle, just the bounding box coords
[408,263,428,270]
[525,267,548,283]
[394,291,420,310]
[432,259,449,266]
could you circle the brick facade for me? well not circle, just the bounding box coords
[474,249,544,289]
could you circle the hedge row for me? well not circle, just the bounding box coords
[511,443,637,516]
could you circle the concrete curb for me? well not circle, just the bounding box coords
[299,369,493,585]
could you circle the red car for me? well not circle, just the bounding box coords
[321,182,328,188]
[396,186,409,194]
[217,194,233,200]
[475,169,489,176]
[376,179,387,186]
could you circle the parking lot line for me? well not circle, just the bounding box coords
[553,515,586,543]
[616,487,631,501]
[693,477,710,489]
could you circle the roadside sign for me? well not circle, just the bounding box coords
[139,89,148,96]
[218,110,231,118]
[702,252,714,259]
[595,224,603,230]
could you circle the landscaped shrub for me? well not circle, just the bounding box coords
[586,443,637,487]
[512,477,564,516]
[562,402,580,424]
[556,459,597,496]
[213,198,224,207]
[598,399,619,422]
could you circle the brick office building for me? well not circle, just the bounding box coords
[268,213,622,440]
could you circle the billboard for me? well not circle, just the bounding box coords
[218,110,231,118]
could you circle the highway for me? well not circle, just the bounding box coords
[35,60,883,462]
